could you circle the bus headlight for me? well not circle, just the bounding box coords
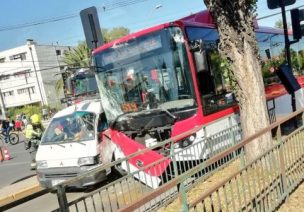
[37,160,48,169]
[78,156,99,166]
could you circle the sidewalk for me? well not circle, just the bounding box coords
[0,175,45,208]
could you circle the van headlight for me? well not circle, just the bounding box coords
[78,156,99,166]
[37,160,48,169]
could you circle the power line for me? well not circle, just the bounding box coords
[0,0,150,32]
[257,4,304,20]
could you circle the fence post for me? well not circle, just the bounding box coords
[277,125,287,196]
[170,140,179,178]
[228,116,236,158]
[179,181,189,212]
[56,185,69,212]
[239,147,245,169]
[170,140,189,211]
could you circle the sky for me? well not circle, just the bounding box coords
[0,0,303,51]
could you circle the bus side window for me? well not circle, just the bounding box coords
[195,49,237,115]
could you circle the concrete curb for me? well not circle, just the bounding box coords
[0,185,44,206]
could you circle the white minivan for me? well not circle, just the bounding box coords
[36,100,108,188]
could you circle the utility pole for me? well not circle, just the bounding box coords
[28,44,45,105]
[0,89,6,119]
[279,0,297,114]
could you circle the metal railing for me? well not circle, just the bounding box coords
[52,114,242,212]
[118,109,304,212]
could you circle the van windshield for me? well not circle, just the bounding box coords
[41,111,95,144]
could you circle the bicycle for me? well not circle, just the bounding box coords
[0,131,19,145]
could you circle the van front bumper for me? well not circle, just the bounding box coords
[37,165,107,189]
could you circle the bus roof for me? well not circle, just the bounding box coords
[93,10,285,55]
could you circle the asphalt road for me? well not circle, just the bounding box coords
[0,133,36,188]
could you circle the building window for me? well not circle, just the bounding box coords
[3,91,14,97]
[17,87,35,95]
[26,72,31,77]
[14,69,31,78]
[0,57,5,63]
[56,50,61,56]
[0,75,10,81]
[17,88,28,94]
[29,87,35,94]
[9,52,27,61]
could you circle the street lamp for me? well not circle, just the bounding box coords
[27,39,45,105]
[147,4,163,20]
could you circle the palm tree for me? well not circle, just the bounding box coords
[55,42,91,95]
[63,41,91,68]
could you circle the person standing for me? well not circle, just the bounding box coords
[22,115,28,129]
[25,114,44,170]
[42,108,48,120]
[1,117,11,143]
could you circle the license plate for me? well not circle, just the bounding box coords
[52,179,65,186]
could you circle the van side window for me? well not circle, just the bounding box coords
[97,113,108,132]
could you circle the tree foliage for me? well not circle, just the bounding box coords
[63,41,91,68]
[101,27,130,43]
[274,20,283,29]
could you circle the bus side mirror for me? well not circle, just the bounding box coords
[190,39,208,73]
[194,51,208,73]
[276,63,301,94]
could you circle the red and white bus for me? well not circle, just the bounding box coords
[93,10,304,188]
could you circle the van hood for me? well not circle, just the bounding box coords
[36,140,99,168]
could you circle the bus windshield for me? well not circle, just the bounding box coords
[94,27,196,122]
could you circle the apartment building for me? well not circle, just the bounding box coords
[0,39,71,119]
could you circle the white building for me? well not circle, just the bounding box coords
[0,40,71,119]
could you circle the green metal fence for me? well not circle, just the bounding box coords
[118,109,304,212]
[52,114,242,212]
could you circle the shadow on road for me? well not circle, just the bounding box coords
[11,174,36,185]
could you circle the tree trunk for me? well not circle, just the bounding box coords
[203,0,272,161]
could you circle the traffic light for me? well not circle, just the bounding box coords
[267,0,295,9]
[291,8,304,40]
